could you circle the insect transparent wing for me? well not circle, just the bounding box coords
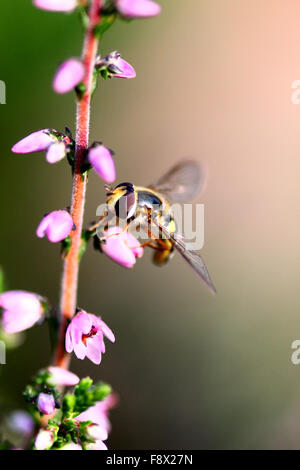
[173,238,216,294]
[149,160,205,203]
[154,219,216,293]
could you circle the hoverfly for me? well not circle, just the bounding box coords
[94,160,216,293]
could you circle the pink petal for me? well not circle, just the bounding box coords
[73,311,93,336]
[73,339,87,360]
[36,210,73,243]
[8,411,34,436]
[47,366,80,386]
[85,337,102,365]
[88,145,116,183]
[53,58,85,94]
[37,393,56,415]
[0,291,40,314]
[0,291,42,333]
[77,399,113,432]
[96,318,115,343]
[3,310,39,333]
[33,0,77,12]
[86,424,108,442]
[65,324,73,353]
[125,232,144,258]
[45,141,66,164]
[12,129,54,154]
[34,430,54,450]
[102,235,137,268]
[116,0,161,19]
[113,57,136,79]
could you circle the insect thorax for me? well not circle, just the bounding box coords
[135,188,176,235]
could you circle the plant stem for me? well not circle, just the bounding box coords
[54,0,102,368]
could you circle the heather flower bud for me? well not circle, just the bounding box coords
[115,0,161,19]
[36,210,74,243]
[0,291,44,334]
[37,392,56,415]
[88,144,116,183]
[46,366,80,387]
[96,52,136,79]
[34,429,55,450]
[53,58,85,94]
[45,141,67,164]
[85,423,108,442]
[33,0,78,12]
[12,129,55,154]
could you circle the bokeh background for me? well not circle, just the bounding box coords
[1,0,300,449]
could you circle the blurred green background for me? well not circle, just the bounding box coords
[1,0,300,449]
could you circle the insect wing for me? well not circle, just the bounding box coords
[149,160,205,203]
[154,219,216,293]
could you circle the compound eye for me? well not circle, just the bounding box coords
[115,192,136,219]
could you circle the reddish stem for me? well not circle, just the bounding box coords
[54,0,102,368]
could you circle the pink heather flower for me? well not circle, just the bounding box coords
[46,366,80,387]
[108,55,136,79]
[0,291,43,334]
[77,394,117,433]
[34,429,55,450]
[96,51,136,79]
[7,411,34,437]
[33,0,78,12]
[86,424,108,442]
[36,210,74,243]
[46,141,67,164]
[65,311,115,365]
[102,227,144,268]
[53,58,85,94]
[12,130,55,154]
[116,0,161,19]
[88,145,116,183]
[37,393,56,415]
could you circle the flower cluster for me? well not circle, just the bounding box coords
[31,376,115,450]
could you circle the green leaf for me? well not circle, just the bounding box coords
[78,230,93,261]
[61,235,72,257]
[93,382,112,402]
[75,377,93,394]
[62,394,76,417]
[100,68,109,80]
[75,82,86,100]
[93,13,117,39]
